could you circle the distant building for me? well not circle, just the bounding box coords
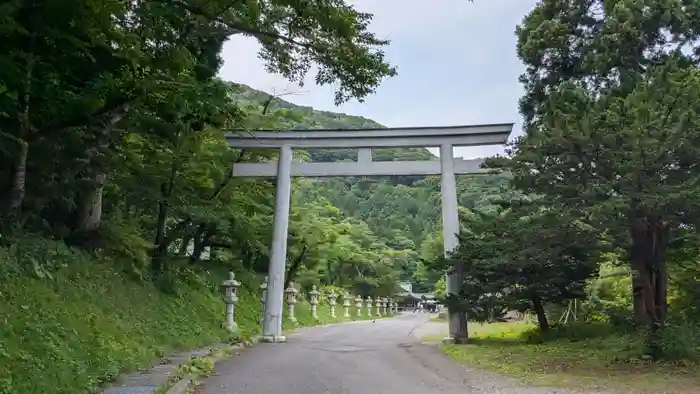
[395,281,436,309]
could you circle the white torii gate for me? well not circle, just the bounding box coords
[225,123,513,343]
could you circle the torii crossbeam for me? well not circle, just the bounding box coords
[225,123,514,343]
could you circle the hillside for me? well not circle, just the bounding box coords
[227,83,511,290]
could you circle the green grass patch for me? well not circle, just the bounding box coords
[0,258,241,394]
[428,322,700,393]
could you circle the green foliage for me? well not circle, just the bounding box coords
[0,252,228,393]
[317,284,347,304]
[0,236,77,280]
[520,322,616,345]
[454,0,700,360]
[176,356,215,379]
[583,260,636,330]
[438,199,603,329]
[498,62,700,351]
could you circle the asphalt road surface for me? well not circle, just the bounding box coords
[198,312,480,394]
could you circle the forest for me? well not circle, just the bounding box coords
[2,0,700,393]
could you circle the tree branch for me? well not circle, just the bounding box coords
[162,0,316,50]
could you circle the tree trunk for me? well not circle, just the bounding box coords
[151,183,171,274]
[631,275,649,325]
[325,260,333,285]
[629,215,668,358]
[3,42,35,219]
[531,294,550,333]
[189,223,216,263]
[75,173,106,232]
[284,244,307,290]
[150,145,183,274]
[178,234,192,256]
[3,140,28,217]
[72,99,131,234]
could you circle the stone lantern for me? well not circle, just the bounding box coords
[259,276,268,327]
[285,281,298,323]
[388,297,394,314]
[375,296,383,316]
[309,285,319,319]
[328,291,338,318]
[382,297,388,315]
[355,295,363,317]
[342,293,351,318]
[366,296,373,317]
[221,272,240,331]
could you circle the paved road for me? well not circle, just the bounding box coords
[197,313,479,394]
[197,313,611,394]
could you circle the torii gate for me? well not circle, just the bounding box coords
[225,123,513,343]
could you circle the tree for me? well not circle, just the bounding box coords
[516,0,700,133]
[495,58,700,352]
[413,232,444,292]
[503,0,700,353]
[440,199,602,333]
[284,190,342,288]
[0,0,397,229]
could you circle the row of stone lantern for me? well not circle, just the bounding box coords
[219,273,399,332]
[289,283,397,323]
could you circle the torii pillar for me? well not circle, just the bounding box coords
[265,144,293,342]
[440,143,467,343]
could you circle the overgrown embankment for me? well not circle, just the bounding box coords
[0,239,369,394]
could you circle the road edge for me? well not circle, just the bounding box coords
[163,336,260,394]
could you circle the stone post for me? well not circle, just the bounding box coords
[259,276,268,327]
[221,272,240,332]
[342,293,351,318]
[375,297,383,316]
[366,296,373,317]
[309,285,319,319]
[382,297,388,315]
[328,291,338,318]
[285,281,298,323]
[355,295,363,317]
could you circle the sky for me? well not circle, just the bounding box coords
[218,0,540,159]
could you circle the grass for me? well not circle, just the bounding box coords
[0,257,247,394]
[429,314,446,323]
[0,240,391,394]
[424,321,700,394]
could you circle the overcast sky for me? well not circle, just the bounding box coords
[218,0,540,159]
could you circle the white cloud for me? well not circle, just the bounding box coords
[218,0,540,158]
